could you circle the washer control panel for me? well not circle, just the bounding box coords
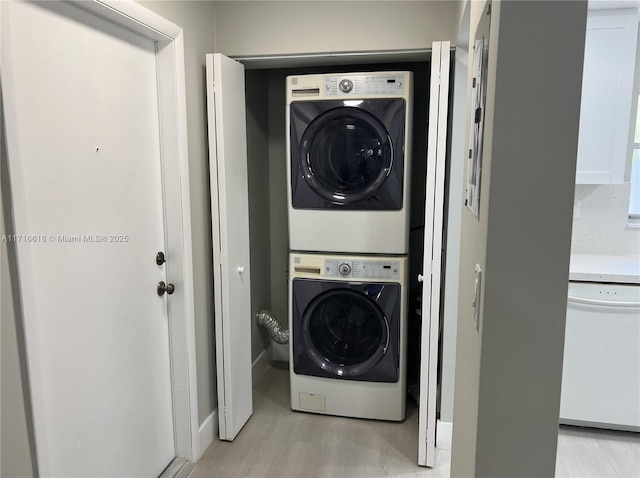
[325,258,400,280]
[339,79,354,93]
[324,73,407,96]
[338,262,352,276]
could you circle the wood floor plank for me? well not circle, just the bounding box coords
[555,426,640,478]
[193,365,449,477]
[194,364,639,477]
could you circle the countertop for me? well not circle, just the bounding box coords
[570,254,640,284]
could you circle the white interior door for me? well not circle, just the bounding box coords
[2,1,175,475]
[418,41,451,467]
[206,53,253,441]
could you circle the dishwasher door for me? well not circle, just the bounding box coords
[560,282,640,431]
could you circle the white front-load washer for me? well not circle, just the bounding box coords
[287,71,413,254]
[289,252,408,421]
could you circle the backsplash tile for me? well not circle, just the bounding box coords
[571,183,640,257]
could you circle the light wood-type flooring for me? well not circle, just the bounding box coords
[193,364,640,477]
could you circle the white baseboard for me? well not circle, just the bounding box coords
[197,410,217,460]
[436,420,453,449]
[196,346,272,460]
[252,344,272,385]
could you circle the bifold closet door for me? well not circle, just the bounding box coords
[418,40,451,467]
[206,53,253,441]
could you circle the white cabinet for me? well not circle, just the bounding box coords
[575,9,638,184]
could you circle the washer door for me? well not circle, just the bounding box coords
[301,288,390,377]
[299,107,393,205]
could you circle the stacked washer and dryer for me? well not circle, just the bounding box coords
[286,71,413,421]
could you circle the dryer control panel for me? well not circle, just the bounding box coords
[324,73,407,97]
[286,71,412,103]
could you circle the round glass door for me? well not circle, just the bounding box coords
[299,107,393,204]
[302,288,390,377]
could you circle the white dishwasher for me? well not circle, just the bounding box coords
[560,281,640,431]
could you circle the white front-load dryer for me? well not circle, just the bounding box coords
[287,71,413,254]
[289,252,408,421]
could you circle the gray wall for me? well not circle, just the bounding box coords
[267,72,289,340]
[213,1,460,56]
[117,0,218,425]
[451,1,587,476]
[1,103,37,477]
[236,69,293,365]
[245,70,274,362]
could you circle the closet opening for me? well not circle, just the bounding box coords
[241,55,451,436]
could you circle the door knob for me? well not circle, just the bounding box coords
[157,281,175,296]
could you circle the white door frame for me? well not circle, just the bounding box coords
[1,0,200,462]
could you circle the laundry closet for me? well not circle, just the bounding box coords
[207,42,454,467]
[243,60,431,349]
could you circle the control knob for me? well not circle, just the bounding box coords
[338,263,351,276]
[339,79,353,93]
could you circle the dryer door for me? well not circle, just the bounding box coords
[290,99,406,210]
[299,108,392,204]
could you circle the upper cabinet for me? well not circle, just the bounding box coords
[576,9,638,184]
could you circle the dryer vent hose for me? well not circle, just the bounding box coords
[256,310,289,345]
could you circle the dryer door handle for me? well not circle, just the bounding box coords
[418,274,425,283]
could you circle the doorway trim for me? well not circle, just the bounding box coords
[233,48,432,70]
[4,0,199,462]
